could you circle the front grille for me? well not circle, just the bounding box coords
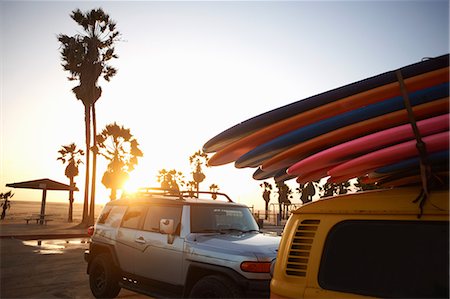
[285,219,320,277]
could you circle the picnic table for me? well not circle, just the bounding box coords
[24,214,54,225]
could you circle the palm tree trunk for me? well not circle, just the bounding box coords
[82,104,91,224]
[110,188,117,201]
[68,177,74,223]
[265,201,269,220]
[89,104,97,225]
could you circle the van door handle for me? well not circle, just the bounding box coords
[135,236,146,244]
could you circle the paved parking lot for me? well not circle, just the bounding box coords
[0,237,147,299]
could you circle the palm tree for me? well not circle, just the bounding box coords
[96,123,143,200]
[354,177,381,191]
[260,182,272,220]
[321,181,351,198]
[209,184,219,199]
[58,8,120,225]
[297,181,317,204]
[275,181,292,220]
[189,150,209,196]
[0,191,14,220]
[186,181,197,198]
[157,169,185,191]
[57,143,84,222]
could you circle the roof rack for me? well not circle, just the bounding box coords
[122,187,234,203]
[179,191,233,203]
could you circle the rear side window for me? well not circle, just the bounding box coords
[97,205,127,228]
[143,205,182,235]
[319,220,449,298]
[121,206,147,230]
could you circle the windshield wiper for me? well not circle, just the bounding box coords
[194,229,223,234]
[219,228,260,234]
[242,229,260,233]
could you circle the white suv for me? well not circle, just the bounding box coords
[85,189,280,298]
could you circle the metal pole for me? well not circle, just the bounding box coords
[39,187,47,225]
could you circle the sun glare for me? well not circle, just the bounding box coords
[122,169,159,195]
[122,179,140,194]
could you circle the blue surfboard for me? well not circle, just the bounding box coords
[203,54,449,153]
[376,163,449,186]
[374,150,449,174]
[235,82,449,169]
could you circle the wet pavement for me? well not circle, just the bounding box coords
[0,237,147,299]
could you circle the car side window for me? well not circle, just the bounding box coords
[143,205,182,235]
[98,205,127,228]
[121,205,147,230]
[97,206,112,224]
[318,220,449,298]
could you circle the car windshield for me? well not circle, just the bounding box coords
[191,205,259,233]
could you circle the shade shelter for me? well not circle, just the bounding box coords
[6,178,78,224]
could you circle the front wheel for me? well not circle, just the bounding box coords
[89,254,121,298]
[189,275,242,298]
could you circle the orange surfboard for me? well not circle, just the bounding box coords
[208,67,449,167]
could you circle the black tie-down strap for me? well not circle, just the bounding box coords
[395,70,436,218]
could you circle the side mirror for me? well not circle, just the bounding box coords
[160,219,175,234]
[160,219,176,244]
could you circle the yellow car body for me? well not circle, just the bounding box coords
[270,187,449,299]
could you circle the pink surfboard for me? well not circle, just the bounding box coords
[326,131,449,183]
[288,114,449,177]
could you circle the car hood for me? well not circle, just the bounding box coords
[186,232,280,260]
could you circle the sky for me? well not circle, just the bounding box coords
[1,0,449,211]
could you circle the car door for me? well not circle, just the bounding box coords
[115,205,148,274]
[133,204,184,285]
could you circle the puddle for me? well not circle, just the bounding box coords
[22,238,90,255]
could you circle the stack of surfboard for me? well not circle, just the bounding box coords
[203,54,449,187]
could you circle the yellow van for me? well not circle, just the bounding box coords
[270,187,449,298]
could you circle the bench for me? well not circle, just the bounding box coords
[24,216,54,225]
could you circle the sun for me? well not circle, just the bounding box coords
[122,168,160,194]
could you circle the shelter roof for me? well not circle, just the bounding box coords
[6,178,78,191]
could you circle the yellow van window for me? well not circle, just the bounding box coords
[319,220,448,298]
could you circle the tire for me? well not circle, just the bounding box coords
[189,274,242,298]
[89,253,121,298]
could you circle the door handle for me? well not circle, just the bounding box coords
[135,236,146,244]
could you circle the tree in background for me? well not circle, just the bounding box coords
[0,191,14,220]
[157,169,185,191]
[189,150,209,196]
[275,181,292,220]
[354,177,382,191]
[57,143,84,222]
[185,181,196,197]
[58,8,120,225]
[321,181,351,198]
[209,184,219,199]
[260,182,272,220]
[96,123,143,200]
[297,181,316,204]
